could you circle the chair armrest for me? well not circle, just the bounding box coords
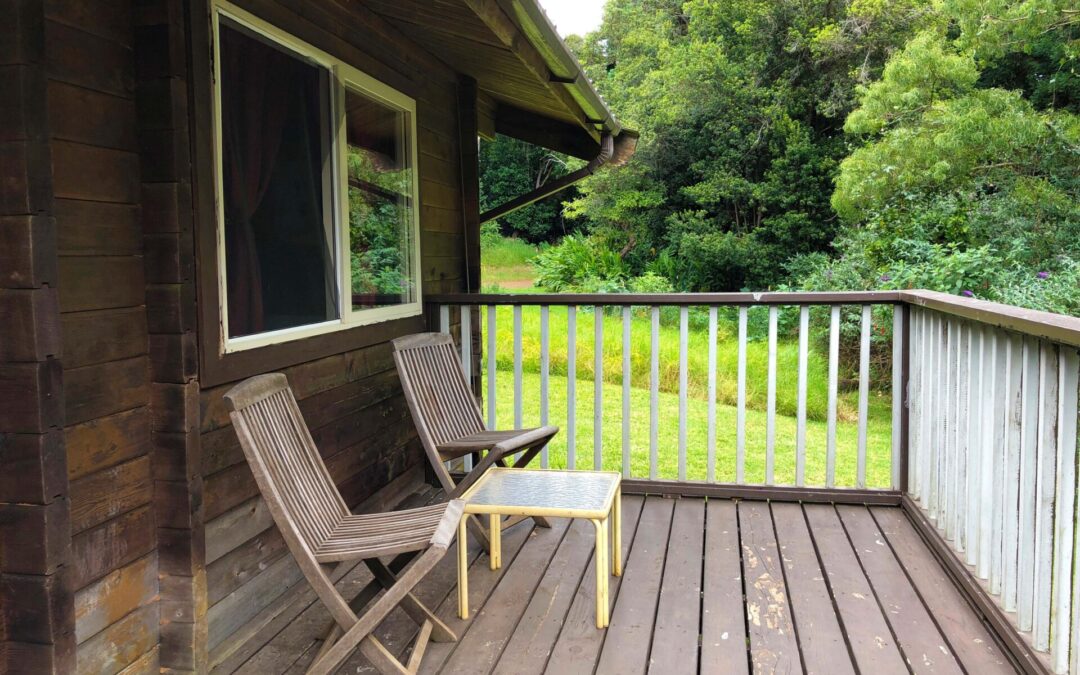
[431,499,466,550]
[490,425,559,455]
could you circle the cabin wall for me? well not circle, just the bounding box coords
[44,1,165,674]
[0,2,74,673]
[183,0,478,669]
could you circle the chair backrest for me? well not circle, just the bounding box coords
[392,333,485,459]
[223,374,348,556]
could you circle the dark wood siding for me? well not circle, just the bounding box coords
[43,0,163,673]
[183,0,477,669]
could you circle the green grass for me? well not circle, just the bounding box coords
[480,235,541,287]
[482,369,893,487]
[485,304,890,424]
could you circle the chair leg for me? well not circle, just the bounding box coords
[358,635,410,675]
[363,559,456,643]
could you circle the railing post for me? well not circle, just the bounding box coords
[897,303,910,493]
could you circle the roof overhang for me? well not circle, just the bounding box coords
[360,0,636,160]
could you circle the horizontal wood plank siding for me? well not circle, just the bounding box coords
[189,0,474,667]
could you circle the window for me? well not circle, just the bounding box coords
[212,1,421,352]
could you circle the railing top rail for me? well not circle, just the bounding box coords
[901,290,1080,348]
[427,291,902,307]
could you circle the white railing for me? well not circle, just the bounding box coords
[905,293,1080,674]
[433,292,904,494]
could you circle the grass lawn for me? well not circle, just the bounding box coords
[483,368,894,488]
[480,236,542,287]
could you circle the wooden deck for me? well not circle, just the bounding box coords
[227,486,1019,674]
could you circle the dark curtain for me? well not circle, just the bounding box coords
[220,23,296,338]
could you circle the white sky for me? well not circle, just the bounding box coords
[539,0,606,37]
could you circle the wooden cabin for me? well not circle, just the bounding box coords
[7,1,1080,675]
[0,1,634,672]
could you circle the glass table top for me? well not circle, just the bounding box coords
[462,468,620,516]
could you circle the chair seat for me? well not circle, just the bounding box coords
[437,426,559,459]
[314,501,462,563]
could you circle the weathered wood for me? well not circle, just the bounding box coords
[700,499,749,674]
[61,307,147,369]
[63,356,148,426]
[68,455,152,533]
[45,19,133,97]
[74,553,157,644]
[0,287,61,361]
[771,502,853,674]
[58,256,144,313]
[590,497,674,675]
[872,508,1012,672]
[54,199,140,256]
[0,430,66,504]
[0,215,57,288]
[649,498,704,674]
[0,359,63,433]
[66,407,151,481]
[839,505,963,673]
[738,500,800,672]
[70,505,155,589]
[439,519,572,674]
[803,504,907,674]
[74,603,158,675]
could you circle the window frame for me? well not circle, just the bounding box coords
[210,0,423,354]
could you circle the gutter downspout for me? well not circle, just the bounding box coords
[480,133,615,225]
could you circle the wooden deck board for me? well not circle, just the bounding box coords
[771,502,854,675]
[230,491,1018,675]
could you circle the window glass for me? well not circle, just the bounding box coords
[219,18,339,339]
[344,88,416,310]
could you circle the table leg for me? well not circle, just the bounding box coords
[458,518,468,620]
[593,518,608,628]
[613,486,622,577]
[489,514,501,570]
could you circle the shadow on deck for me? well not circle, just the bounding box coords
[221,485,1017,674]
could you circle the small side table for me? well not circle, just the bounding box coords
[456,468,622,628]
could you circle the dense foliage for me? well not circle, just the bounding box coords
[517,0,1080,315]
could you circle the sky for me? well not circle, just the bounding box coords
[540,0,606,37]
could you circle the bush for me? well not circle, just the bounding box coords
[531,233,629,291]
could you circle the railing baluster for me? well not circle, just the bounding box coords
[907,308,920,499]
[737,307,748,484]
[595,307,604,471]
[487,305,497,429]
[513,306,522,430]
[622,307,631,478]
[766,306,778,485]
[1032,342,1058,650]
[796,306,809,487]
[943,319,955,533]
[707,307,717,483]
[461,305,472,380]
[965,324,981,566]
[857,305,871,489]
[1056,348,1079,674]
[460,306,474,472]
[567,306,577,470]
[650,306,660,480]
[1003,334,1024,612]
[991,330,1010,596]
[927,312,941,519]
[1018,337,1040,630]
[950,320,967,545]
[978,325,995,579]
[892,306,904,491]
[540,305,550,469]
[439,304,450,334]
[678,307,689,481]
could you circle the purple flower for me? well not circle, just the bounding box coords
[1037,271,1049,279]
[879,274,891,282]
[961,290,974,297]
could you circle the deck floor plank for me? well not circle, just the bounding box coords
[871,507,1014,673]
[439,518,573,675]
[526,495,646,675]
[771,502,855,675]
[590,496,675,675]
[700,500,749,674]
[648,498,705,675]
[803,504,908,675]
[839,505,964,674]
[229,493,1025,675]
[739,500,802,673]
[491,496,645,675]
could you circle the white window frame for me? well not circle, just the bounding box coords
[211,0,423,354]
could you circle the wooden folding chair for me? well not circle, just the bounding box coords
[392,333,558,549]
[224,374,464,675]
